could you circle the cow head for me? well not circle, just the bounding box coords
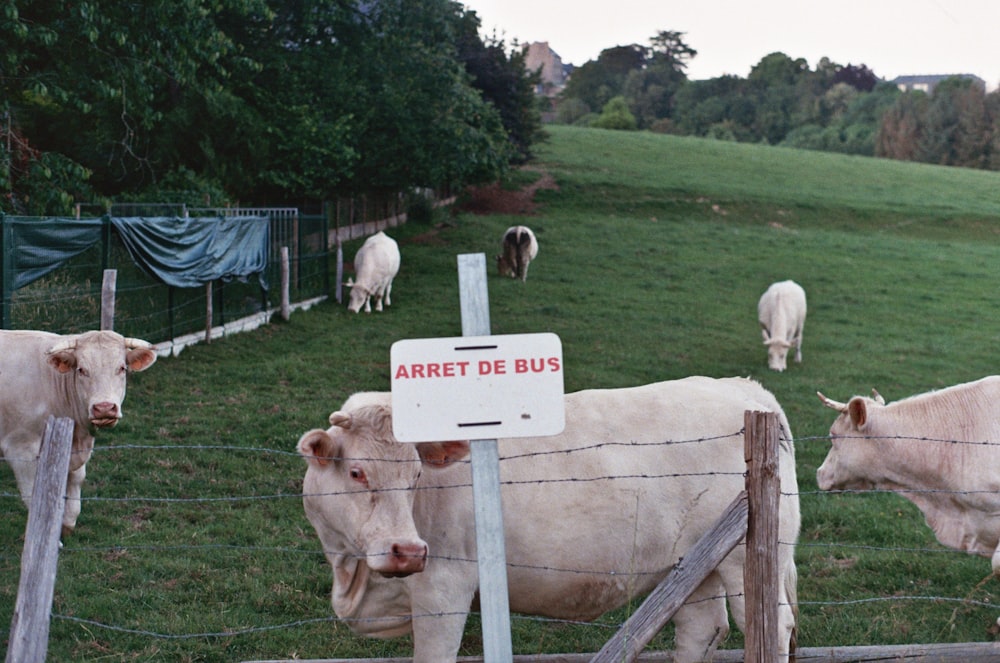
[815,390,885,490]
[46,331,157,429]
[344,278,370,313]
[298,403,469,579]
[764,338,792,372]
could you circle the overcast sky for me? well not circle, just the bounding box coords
[461,0,1000,90]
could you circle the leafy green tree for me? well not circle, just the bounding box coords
[560,44,646,113]
[622,30,695,127]
[455,13,543,164]
[918,77,992,168]
[591,96,637,130]
[876,91,928,161]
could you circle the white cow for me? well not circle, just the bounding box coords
[298,377,801,663]
[0,330,157,535]
[347,231,400,313]
[817,376,1000,572]
[495,225,538,282]
[758,280,807,372]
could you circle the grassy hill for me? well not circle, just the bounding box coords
[4,124,1000,660]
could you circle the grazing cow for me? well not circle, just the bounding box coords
[0,330,157,536]
[817,376,1000,571]
[298,377,801,663]
[495,225,538,282]
[347,231,400,313]
[758,280,807,371]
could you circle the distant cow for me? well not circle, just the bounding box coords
[758,280,807,371]
[495,225,538,282]
[817,376,1000,571]
[298,377,801,663]
[0,330,157,535]
[347,231,400,313]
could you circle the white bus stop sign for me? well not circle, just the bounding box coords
[390,332,565,442]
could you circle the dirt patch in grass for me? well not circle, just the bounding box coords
[457,168,558,216]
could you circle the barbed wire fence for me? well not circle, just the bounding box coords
[5,427,1000,660]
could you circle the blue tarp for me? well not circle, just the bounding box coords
[10,216,269,290]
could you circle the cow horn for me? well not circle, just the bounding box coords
[817,391,848,412]
[45,338,77,355]
[871,388,885,405]
[124,337,153,349]
[329,411,352,429]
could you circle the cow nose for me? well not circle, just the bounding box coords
[91,402,120,423]
[390,542,428,574]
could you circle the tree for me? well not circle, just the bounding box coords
[591,96,637,130]
[455,14,543,164]
[876,91,928,161]
[560,44,646,113]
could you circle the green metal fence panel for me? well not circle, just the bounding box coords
[0,211,330,342]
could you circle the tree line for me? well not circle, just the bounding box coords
[557,31,1000,171]
[1,0,542,216]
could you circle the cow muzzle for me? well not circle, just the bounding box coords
[90,401,121,428]
[372,541,428,577]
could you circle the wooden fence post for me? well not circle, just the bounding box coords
[590,492,749,663]
[743,410,781,663]
[101,269,117,331]
[6,416,75,663]
[205,282,213,344]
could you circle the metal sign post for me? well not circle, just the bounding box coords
[458,252,512,662]
[389,253,565,662]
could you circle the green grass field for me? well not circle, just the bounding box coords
[5,124,1000,660]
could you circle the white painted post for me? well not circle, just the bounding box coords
[280,246,291,321]
[6,416,74,663]
[456,253,513,662]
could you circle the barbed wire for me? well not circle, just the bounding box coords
[6,427,1000,651]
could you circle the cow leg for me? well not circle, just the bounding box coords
[408,574,476,663]
[374,294,384,312]
[2,434,41,509]
[363,296,372,313]
[62,464,86,536]
[384,282,392,307]
[794,328,803,363]
[671,572,730,663]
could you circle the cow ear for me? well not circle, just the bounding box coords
[298,429,340,467]
[47,351,76,374]
[847,397,868,429]
[126,346,157,372]
[417,441,470,468]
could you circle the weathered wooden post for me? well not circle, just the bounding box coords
[589,492,749,663]
[6,416,75,663]
[100,268,117,330]
[205,282,214,343]
[743,410,781,663]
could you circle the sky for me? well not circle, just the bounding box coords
[461,0,1000,90]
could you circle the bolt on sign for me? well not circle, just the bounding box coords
[390,332,565,442]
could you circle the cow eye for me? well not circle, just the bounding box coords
[349,467,368,486]
[77,367,89,378]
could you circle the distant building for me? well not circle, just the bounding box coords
[524,42,568,96]
[891,74,986,94]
